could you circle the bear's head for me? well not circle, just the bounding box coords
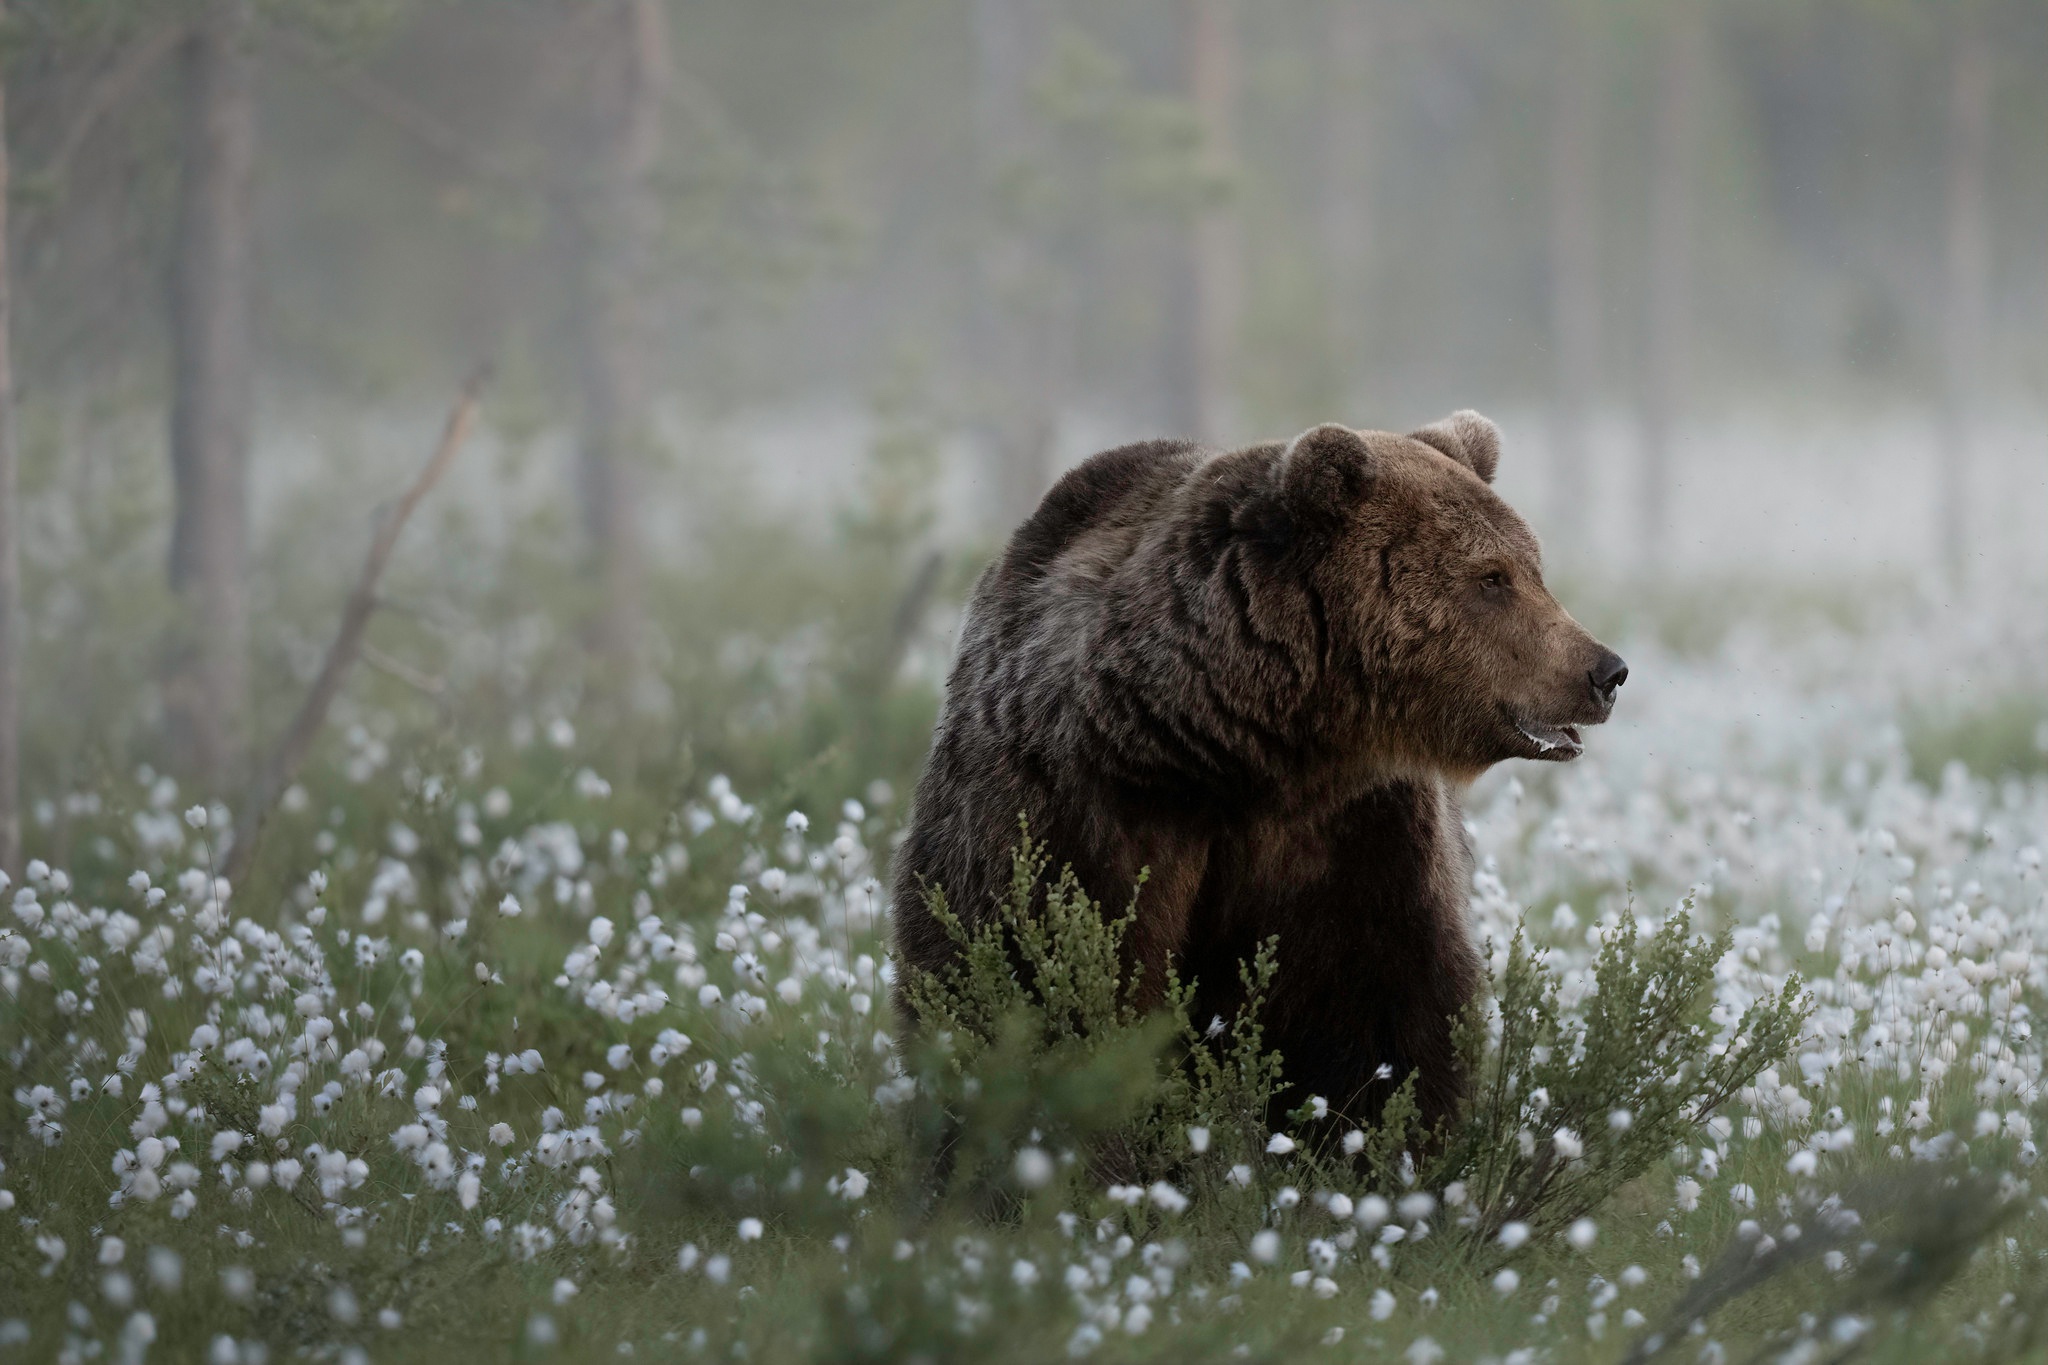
[1270,412,1626,777]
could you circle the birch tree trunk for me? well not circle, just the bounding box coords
[1639,0,1703,571]
[1547,0,1600,549]
[0,15,21,876]
[576,0,669,663]
[1939,5,1990,581]
[166,3,255,793]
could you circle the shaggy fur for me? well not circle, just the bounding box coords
[892,413,1625,1128]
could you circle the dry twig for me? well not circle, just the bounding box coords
[224,367,489,886]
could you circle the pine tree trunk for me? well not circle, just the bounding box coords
[576,0,669,662]
[1639,0,1703,572]
[1320,0,1377,408]
[1939,6,1990,581]
[1166,0,1241,444]
[166,4,255,794]
[0,19,21,877]
[970,0,1058,528]
[1547,1,1600,549]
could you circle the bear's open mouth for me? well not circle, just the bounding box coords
[1514,719,1584,760]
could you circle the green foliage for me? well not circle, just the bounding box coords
[1904,692,2048,785]
[1159,936,1286,1164]
[1443,905,1812,1239]
[901,821,1149,1058]
[896,821,1175,1206]
[898,827,1814,1263]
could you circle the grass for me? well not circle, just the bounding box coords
[3,422,2047,1363]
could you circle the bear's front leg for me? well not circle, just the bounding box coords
[1187,777,1481,1136]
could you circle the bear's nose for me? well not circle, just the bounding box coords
[1588,651,1629,706]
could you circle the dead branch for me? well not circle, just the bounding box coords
[224,367,489,886]
[360,643,445,697]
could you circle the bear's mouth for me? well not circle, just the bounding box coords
[1513,718,1584,761]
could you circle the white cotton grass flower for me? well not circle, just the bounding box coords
[1250,1229,1282,1264]
[1567,1218,1598,1251]
[1147,1182,1189,1215]
[1013,1147,1054,1189]
[1369,1288,1397,1321]
[1397,1192,1435,1222]
[1266,1132,1296,1156]
[1493,1268,1520,1296]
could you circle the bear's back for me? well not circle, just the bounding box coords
[996,439,1203,593]
[966,438,1206,654]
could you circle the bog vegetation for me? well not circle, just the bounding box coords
[5,3,2048,1362]
[2,520,2046,1364]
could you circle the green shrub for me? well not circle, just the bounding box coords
[899,832,1813,1251]
[1438,906,1811,1240]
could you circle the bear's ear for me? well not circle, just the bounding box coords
[1274,423,1377,531]
[1409,409,1502,484]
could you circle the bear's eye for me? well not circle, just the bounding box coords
[1479,571,1510,594]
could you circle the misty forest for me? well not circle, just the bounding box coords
[1,0,2046,1361]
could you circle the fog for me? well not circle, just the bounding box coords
[1,0,2045,823]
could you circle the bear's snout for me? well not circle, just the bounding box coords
[1588,650,1628,712]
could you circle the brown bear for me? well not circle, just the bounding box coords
[891,412,1625,1131]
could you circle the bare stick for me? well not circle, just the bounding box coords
[360,643,444,697]
[225,367,488,886]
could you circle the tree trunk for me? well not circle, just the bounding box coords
[1639,0,1703,572]
[1939,5,1990,581]
[1546,0,1600,550]
[0,17,21,877]
[167,4,255,794]
[1320,0,1377,410]
[970,0,1059,528]
[1166,0,1241,444]
[576,0,669,662]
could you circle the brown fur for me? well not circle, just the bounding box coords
[892,413,1625,1129]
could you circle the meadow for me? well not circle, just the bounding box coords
[2,552,2046,1365]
